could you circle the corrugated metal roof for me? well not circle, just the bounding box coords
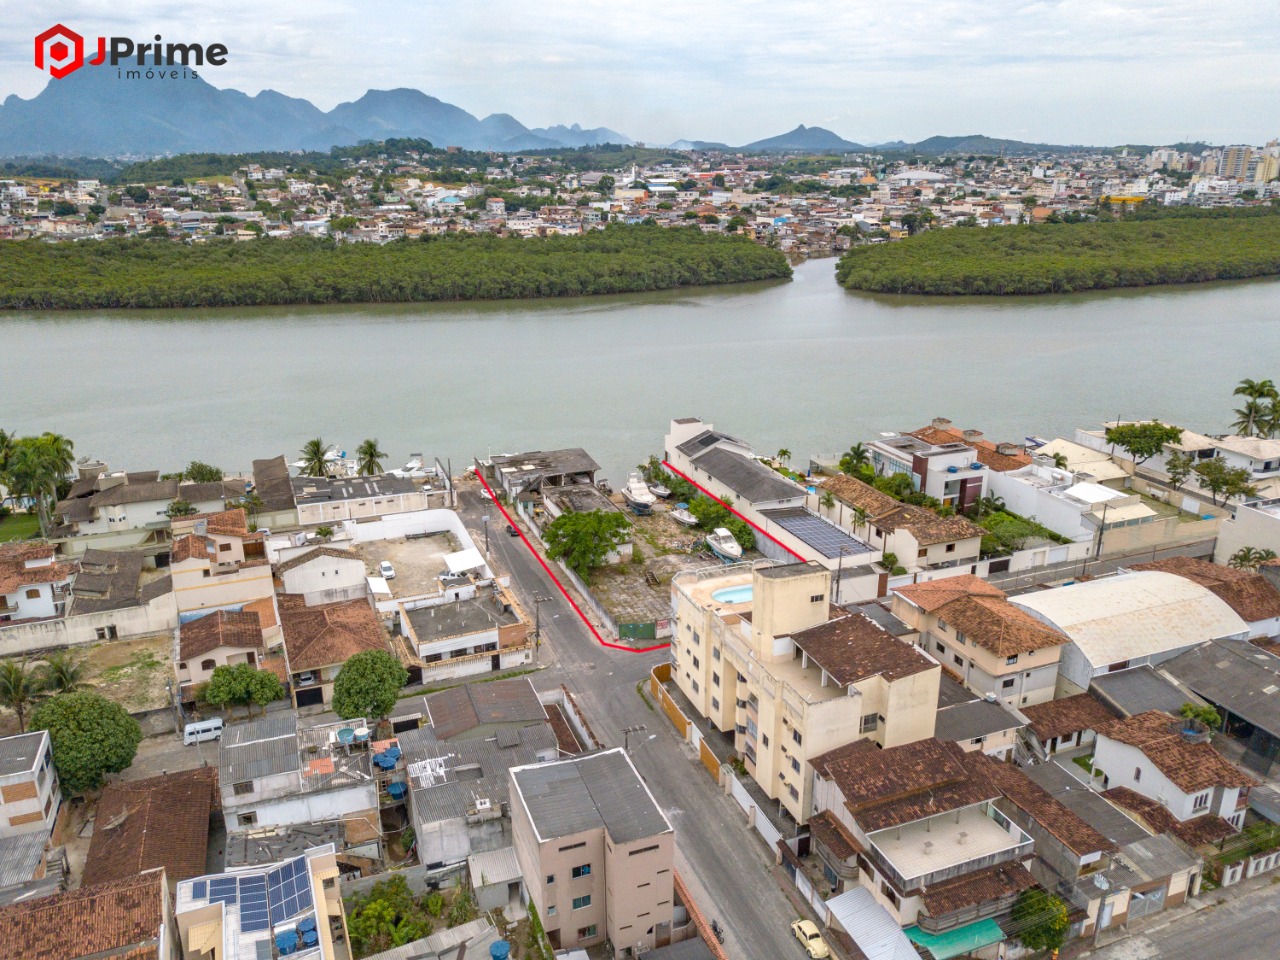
[0,732,46,778]
[360,918,498,960]
[0,833,46,889]
[219,713,299,782]
[688,446,805,505]
[1163,638,1280,736]
[1022,762,1151,847]
[1011,572,1248,668]
[1089,665,1198,718]
[468,846,521,887]
[934,699,1024,743]
[825,886,918,960]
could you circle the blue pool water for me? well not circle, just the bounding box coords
[711,584,754,604]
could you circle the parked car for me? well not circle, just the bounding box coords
[439,571,469,587]
[507,523,519,537]
[790,920,830,959]
[379,560,396,580]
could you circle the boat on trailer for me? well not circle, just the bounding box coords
[706,527,742,562]
[620,473,657,515]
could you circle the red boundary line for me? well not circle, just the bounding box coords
[662,461,805,560]
[474,469,670,654]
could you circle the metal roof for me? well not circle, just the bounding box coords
[219,714,300,783]
[1010,572,1248,668]
[1115,832,1201,883]
[934,699,1024,743]
[1022,762,1151,847]
[688,446,806,505]
[0,833,46,890]
[1162,638,1280,737]
[825,886,918,960]
[0,732,46,779]
[1089,665,1200,718]
[757,507,874,559]
[511,748,671,845]
[467,846,521,887]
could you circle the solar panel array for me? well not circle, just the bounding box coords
[764,510,873,560]
[239,874,270,933]
[209,876,238,906]
[267,857,314,927]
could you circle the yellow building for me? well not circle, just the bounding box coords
[670,561,940,824]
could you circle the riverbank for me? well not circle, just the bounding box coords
[0,225,792,310]
[835,211,1280,295]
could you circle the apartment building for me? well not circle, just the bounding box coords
[892,575,1068,707]
[510,749,674,957]
[671,561,939,824]
[0,731,60,839]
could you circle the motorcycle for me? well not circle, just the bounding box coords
[710,919,724,944]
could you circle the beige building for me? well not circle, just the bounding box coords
[170,509,277,629]
[511,749,674,958]
[175,607,275,698]
[671,561,939,824]
[0,731,60,839]
[892,575,1068,708]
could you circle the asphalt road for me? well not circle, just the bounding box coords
[1085,879,1280,960]
[458,487,811,960]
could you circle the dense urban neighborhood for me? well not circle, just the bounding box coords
[3,391,1280,960]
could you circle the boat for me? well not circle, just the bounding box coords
[648,481,672,499]
[620,473,657,515]
[670,503,698,528]
[706,527,742,562]
[389,454,441,480]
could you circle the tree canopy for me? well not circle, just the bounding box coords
[1010,888,1070,953]
[31,692,142,795]
[332,650,408,721]
[1105,422,1183,465]
[544,509,633,583]
[202,663,284,717]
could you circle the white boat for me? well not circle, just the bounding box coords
[648,481,672,499]
[670,503,698,528]
[706,527,742,562]
[389,454,441,480]
[621,472,657,515]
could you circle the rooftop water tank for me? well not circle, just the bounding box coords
[490,941,511,960]
[970,463,983,470]
[947,466,959,473]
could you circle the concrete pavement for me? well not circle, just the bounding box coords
[458,488,812,960]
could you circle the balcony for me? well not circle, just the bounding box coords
[867,802,1033,891]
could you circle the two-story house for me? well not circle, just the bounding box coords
[175,609,271,699]
[53,470,232,548]
[170,509,277,630]
[893,575,1068,707]
[275,547,368,606]
[0,544,75,625]
[0,731,60,839]
[396,584,532,684]
[279,595,389,708]
[671,561,939,825]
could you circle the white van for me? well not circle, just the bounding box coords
[184,718,224,745]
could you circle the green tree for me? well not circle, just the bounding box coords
[299,437,331,477]
[0,660,41,733]
[356,439,387,477]
[332,650,407,721]
[330,215,359,232]
[839,442,870,474]
[776,448,792,465]
[597,175,615,194]
[1233,378,1279,437]
[31,692,142,795]
[712,173,726,188]
[1165,450,1194,491]
[52,201,77,217]
[183,460,223,483]
[1010,888,1069,953]
[38,651,89,694]
[1229,546,1277,571]
[347,876,433,956]
[203,663,284,717]
[1179,702,1222,729]
[166,499,198,518]
[1050,452,1069,469]
[315,525,335,540]
[4,433,74,537]
[1193,456,1256,506]
[544,509,633,583]
[1104,422,1183,466]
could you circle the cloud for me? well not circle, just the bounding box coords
[3,0,1277,145]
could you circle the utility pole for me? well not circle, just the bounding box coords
[532,593,553,661]
[482,515,489,555]
[835,545,851,606]
[623,724,649,753]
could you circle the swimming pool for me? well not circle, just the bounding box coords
[711,584,754,604]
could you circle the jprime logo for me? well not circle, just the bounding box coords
[33,24,227,81]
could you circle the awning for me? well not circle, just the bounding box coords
[905,919,1006,960]
[824,887,918,960]
[445,547,485,573]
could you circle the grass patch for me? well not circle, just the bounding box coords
[1072,755,1095,774]
[637,679,655,712]
[97,650,162,682]
[396,667,540,701]
[0,513,39,542]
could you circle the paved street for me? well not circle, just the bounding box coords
[458,487,812,960]
[1084,878,1280,960]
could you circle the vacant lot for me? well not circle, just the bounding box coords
[359,532,461,598]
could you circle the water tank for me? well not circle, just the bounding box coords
[970,462,983,470]
[490,941,511,960]
[947,466,959,474]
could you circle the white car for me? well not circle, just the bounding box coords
[379,560,396,580]
[791,919,830,959]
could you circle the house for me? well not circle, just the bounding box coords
[932,696,1027,761]
[908,419,1034,474]
[217,712,380,835]
[396,584,532,682]
[175,608,272,700]
[0,543,75,624]
[252,455,299,529]
[291,474,429,526]
[0,832,61,904]
[1009,571,1249,696]
[1093,710,1257,831]
[892,575,1068,707]
[52,470,234,546]
[987,463,1158,542]
[820,474,982,575]
[82,767,217,891]
[0,731,60,839]
[275,546,368,606]
[174,843,349,960]
[170,509,277,625]
[862,432,988,510]
[1019,692,1118,758]
[536,484,632,562]
[279,596,388,708]
[671,561,940,824]
[484,448,601,500]
[0,869,178,960]
[1031,438,1129,486]
[510,749,674,957]
[1127,556,1280,639]
[810,738,1036,950]
[422,675,547,740]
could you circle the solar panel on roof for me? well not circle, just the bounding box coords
[761,510,872,560]
[297,886,313,911]
[192,880,207,899]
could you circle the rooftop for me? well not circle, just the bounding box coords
[894,574,1005,613]
[792,612,937,686]
[490,448,600,478]
[179,610,264,661]
[908,422,1032,472]
[978,754,1116,856]
[0,870,166,960]
[423,676,546,739]
[1022,762,1150,847]
[220,713,301,784]
[291,473,417,505]
[867,802,1030,886]
[757,506,874,559]
[274,546,362,576]
[1128,556,1280,624]
[1102,786,1237,847]
[407,592,520,646]
[224,823,347,868]
[1020,693,1117,744]
[252,456,296,511]
[1095,710,1258,794]
[279,596,387,672]
[1162,638,1280,737]
[929,594,1067,657]
[0,731,47,778]
[934,698,1025,743]
[1089,665,1199,719]
[919,860,1036,919]
[687,445,806,504]
[511,748,671,845]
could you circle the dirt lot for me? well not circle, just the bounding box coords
[358,532,462,598]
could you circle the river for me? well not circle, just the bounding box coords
[2,259,1276,484]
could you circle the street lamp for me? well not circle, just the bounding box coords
[532,593,554,661]
[623,724,650,753]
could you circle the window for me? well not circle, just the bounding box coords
[938,619,948,632]
[712,646,721,661]
[712,672,720,687]
[25,588,40,599]
[692,631,700,645]
[790,757,801,773]
[218,542,231,552]
[547,905,556,916]
[860,713,878,734]
[1005,654,1019,665]
[935,641,945,653]
[954,655,964,667]
[791,730,802,746]
[572,894,592,910]
[691,679,699,693]
[238,813,257,827]
[232,781,254,796]
[1002,678,1016,689]
[761,734,769,748]
[956,632,967,645]
[918,548,927,559]
[1134,767,1142,783]
[1108,660,1131,672]
[629,844,660,856]
[789,784,799,800]
[692,656,700,669]
[578,925,598,940]
[572,864,591,879]
[546,874,555,885]
[201,659,217,671]
[559,842,586,852]
[711,697,720,711]
[946,543,956,553]
[1192,792,1211,811]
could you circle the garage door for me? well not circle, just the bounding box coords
[295,687,325,708]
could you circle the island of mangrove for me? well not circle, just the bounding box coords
[0,224,792,310]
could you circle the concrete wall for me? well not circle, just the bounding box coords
[1214,499,1280,565]
[224,784,377,833]
[298,490,429,526]
[281,557,367,603]
[0,590,177,658]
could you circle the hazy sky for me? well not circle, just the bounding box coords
[5,1,1279,146]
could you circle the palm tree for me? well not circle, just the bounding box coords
[5,433,74,536]
[0,428,14,480]
[1260,399,1280,440]
[1233,379,1279,437]
[1050,452,1069,470]
[775,448,791,466]
[0,660,40,733]
[1230,547,1277,571]
[299,438,330,478]
[1233,398,1268,438]
[851,505,870,535]
[39,652,88,694]
[356,439,387,477]
[976,495,1006,517]
[845,443,870,470]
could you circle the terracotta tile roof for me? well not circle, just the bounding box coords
[920,860,1036,918]
[908,425,1033,472]
[280,597,387,673]
[1021,693,1118,744]
[821,475,984,545]
[259,652,290,683]
[931,594,1067,657]
[811,738,996,831]
[1095,710,1259,794]
[179,507,249,537]
[171,534,213,564]
[1102,786,1237,848]
[791,613,937,685]
[894,574,1005,612]
[241,595,279,630]
[807,810,863,860]
[178,610,264,661]
[1129,556,1280,624]
[82,768,217,889]
[0,543,55,563]
[821,474,901,517]
[275,546,362,576]
[0,554,75,597]
[975,752,1116,856]
[0,870,166,960]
